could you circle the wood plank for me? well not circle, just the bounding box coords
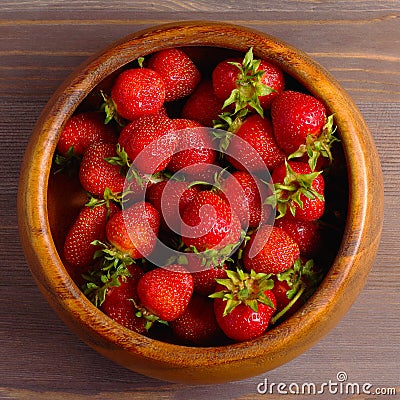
[1,10,398,101]
[1,1,399,398]
[0,0,399,12]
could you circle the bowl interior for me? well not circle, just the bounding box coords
[47,44,348,298]
[48,41,349,365]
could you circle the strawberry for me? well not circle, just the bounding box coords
[117,106,168,149]
[121,114,177,174]
[63,202,119,269]
[136,264,194,321]
[106,67,165,122]
[288,114,338,171]
[224,114,285,172]
[271,90,327,155]
[57,111,117,157]
[100,264,147,334]
[147,48,201,102]
[221,170,272,229]
[271,278,302,319]
[181,190,242,261]
[78,142,126,197]
[212,47,284,117]
[122,170,163,206]
[274,214,321,257]
[167,118,216,175]
[270,160,325,221]
[105,201,160,259]
[179,161,223,184]
[170,294,224,346]
[271,258,322,324]
[145,179,200,232]
[99,142,166,205]
[210,268,276,342]
[181,79,224,127]
[243,225,300,274]
[191,262,228,296]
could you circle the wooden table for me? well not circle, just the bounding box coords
[1,1,399,399]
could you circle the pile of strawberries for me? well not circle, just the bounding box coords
[54,46,342,346]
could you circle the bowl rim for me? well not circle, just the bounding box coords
[18,20,384,381]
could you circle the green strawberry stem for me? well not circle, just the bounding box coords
[288,114,339,171]
[130,298,168,331]
[212,110,248,153]
[82,253,132,307]
[270,258,323,325]
[105,143,131,170]
[222,47,275,118]
[236,233,251,260]
[270,284,305,325]
[91,239,136,268]
[99,90,125,126]
[53,145,82,176]
[125,163,166,189]
[85,187,127,209]
[265,159,324,219]
[186,239,239,269]
[186,167,229,191]
[209,268,274,315]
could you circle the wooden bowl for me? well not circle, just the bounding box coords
[18,21,384,384]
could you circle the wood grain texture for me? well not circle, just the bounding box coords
[1,1,399,399]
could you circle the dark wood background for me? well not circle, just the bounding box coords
[1,1,399,399]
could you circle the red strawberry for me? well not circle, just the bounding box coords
[274,214,321,257]
[181,190,242,255]
[225,114,285,172]
[179,161,223,184]
[122,170,161,206]
[108,67,165,121]
[271,90,327,155]
[79,142,126,197]
[147,48,201,102]
[271,278,302,318]
[221,170,272,229]
[121,114,177,174]
[210,269,276,342]
[289,114,338,172]
[101,264,147,334]
[106,201,160,259]
[181,79,224,127]
[243,225,300,274]
[167,119,216,175]
[136,264,194,321]
[271,258,320,323]
[57,111,117,156]
[212,58,241,103]
[145,179,200,232]
[212,48,284,116]
[270,160,325,221]
[170,294,224,346]
[118,107,168,150]
[63,202,119,269]
[191,262,228,296]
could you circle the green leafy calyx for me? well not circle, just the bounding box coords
[222,47,275,118]
[82,250,132,308]
[265,160,325,218]
[270,258,322,324]
[288,114,339,171]
[209,268,274,315]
